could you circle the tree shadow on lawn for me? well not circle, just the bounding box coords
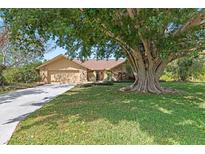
[11,82,205,144]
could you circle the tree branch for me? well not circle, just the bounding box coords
[100,23,143,74]
[173,9,205,36]
[169,47,204,62]
[138,31,156,67]
[100,23,136,53]
[127,8,135,19]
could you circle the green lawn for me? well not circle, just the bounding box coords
[9,82,205,144]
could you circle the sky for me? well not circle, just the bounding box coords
[43,46,67,60]
[0,17,4,29]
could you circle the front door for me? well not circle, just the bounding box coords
[96,71,100,81]
[96,71,104,81]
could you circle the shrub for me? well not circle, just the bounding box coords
[79,80,114,88]
[162,55,205,82]
[100,80,114,85]
[105,70,112,81]
[160,72,175,81]
[3,63,41,84]
[114,80,134,83]
[0,64,7,86]
[3,67,19,84]
[19,64,41,83]
[177,58,193,81]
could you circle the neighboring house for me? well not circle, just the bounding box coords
[36,54,129,84]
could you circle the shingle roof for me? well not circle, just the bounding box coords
[74,59,126,71]
[36,54,126,70]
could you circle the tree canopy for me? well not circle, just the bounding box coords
[1,8,205,93]
[0,18,44,66]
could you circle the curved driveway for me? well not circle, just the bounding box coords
[0,84,74,145]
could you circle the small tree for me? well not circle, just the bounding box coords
[177,57,193,81]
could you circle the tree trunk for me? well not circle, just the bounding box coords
[122,69,166,94]
[121,49,176,94]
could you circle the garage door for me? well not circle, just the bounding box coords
[48,70,80,84]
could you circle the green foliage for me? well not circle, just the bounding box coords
[0,23,44,67]
[3,63,41,84]
[3,67,19,83]
[177,58,193,81]
[0,82,42,94]
[101,80,114,85]
[79,80,114,88]
[160,73,174,81]
[1,9,205,60]
[0,64,6,86]
[125,61,133,75]
[1,8,205,89]
[188,56,205,81]
[0,54,3,64]
[162,56,205,82]
[105,70,112,81]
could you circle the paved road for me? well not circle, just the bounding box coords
[0,84,74,145]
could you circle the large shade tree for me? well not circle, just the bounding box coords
[1,8,205,94]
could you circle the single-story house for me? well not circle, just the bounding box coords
[36,54,129,84]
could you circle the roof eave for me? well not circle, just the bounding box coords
[36,54,66,69]
[109,60,126,70]
[36,54,90,70]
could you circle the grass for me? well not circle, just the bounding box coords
[0,82,42,94]
[8,82,205,144]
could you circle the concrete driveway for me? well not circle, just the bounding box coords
[0,84,74,145]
